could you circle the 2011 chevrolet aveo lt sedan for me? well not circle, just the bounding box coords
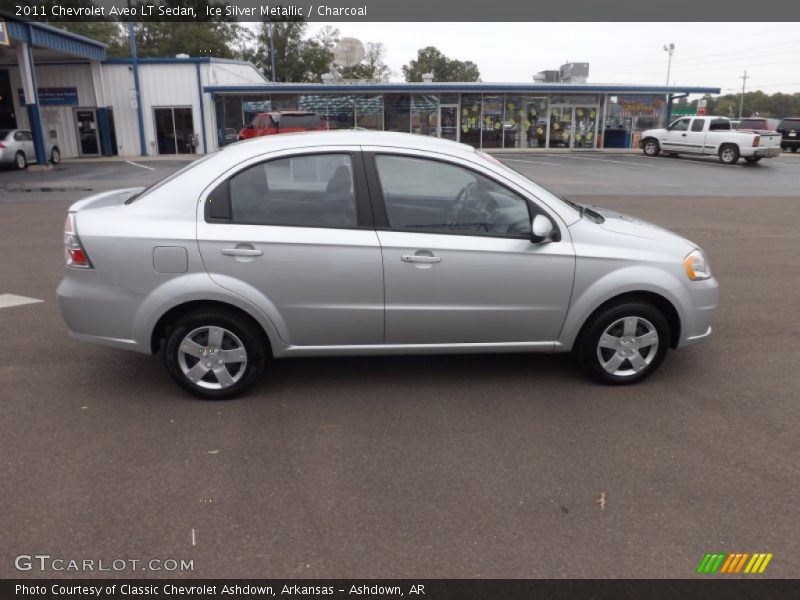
[57,131,718,399]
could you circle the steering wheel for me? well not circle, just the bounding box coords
[446,182,493,232]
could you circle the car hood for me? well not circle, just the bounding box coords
[588,206,696,253]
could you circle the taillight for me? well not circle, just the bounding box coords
[0,143,5,148]
[752,135,760,147]
[64,213,92,268]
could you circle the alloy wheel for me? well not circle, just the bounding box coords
[177,326,248,390]
[596,316,659,378]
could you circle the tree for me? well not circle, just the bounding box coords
[252,19,333,83]
[126,0,247,59]
[339,42,392,82]
[402,46,480,82]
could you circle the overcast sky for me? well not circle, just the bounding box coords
[304,22,800,95]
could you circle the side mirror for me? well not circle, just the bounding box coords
[531,214,554,244]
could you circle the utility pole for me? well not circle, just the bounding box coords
[663,43,675,86]
[738,70,749,120]
[269,22,277,82]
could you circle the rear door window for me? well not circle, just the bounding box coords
[228,153,358,228]
[690,119,705,132]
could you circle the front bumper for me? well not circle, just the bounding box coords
[676,277,719,348]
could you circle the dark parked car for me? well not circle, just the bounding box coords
[776,118,800,152]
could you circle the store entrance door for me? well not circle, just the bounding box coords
[549,105,598,149]
[154,107,196,155]
[439,104,459,141]
[572,105,598,149]
[73,108,101,157]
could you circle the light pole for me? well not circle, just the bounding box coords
[663,43,675,86]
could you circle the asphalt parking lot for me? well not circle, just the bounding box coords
[1,153,799,579]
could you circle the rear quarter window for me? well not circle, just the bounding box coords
[709,119,731,131]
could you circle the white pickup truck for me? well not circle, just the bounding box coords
[640,115,782,164]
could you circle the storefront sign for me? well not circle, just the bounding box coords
[617,95,664,117]
[18,87,79,106]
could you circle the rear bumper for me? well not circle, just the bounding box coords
[755,147,781,158]
[57,268,149,354]
[780,138,800,148]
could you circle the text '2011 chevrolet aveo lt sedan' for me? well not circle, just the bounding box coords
[57,131,718,399]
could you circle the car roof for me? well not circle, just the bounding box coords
[223,130,479,158]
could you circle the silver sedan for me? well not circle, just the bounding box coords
[57,131,718,399]
[0,128,60,169]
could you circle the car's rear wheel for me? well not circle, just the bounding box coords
[719,144,740,165]
[164,310,267,400]
[791,147,798,153]
[642,138,660,157]
[50,147,61,165]
[15,151,26,170]
[576,300,669,385]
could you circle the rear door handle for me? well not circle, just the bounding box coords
[401,254,442,263]
[222,248,263,257]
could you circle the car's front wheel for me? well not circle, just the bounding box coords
[50,147,61,165]
[164,310,267,399]
[576,300,669,385]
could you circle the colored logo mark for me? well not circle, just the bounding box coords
[697,553,773,574]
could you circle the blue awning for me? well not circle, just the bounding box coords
[6,19,106,61]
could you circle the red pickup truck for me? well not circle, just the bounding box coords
[238,111,326,140]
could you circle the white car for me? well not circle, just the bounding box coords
[0,128,61,169]
[640,116,782,164]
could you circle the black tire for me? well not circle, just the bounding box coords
[744,156,761,164]
[50,147,61,165]
[15,151,26,170]
[718,144,740,165]
[791,147,798,153]
[575,300,670,385]
[642,138,660,157]
[164,309,267,400]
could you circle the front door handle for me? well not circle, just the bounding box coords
[682,133,687,137]
[401,254,442,264]
[222,248,263,257]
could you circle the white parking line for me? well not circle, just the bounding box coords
[0,294,44,309]
[502,158,564,167]
[125,160,155,171]
[559,155,658,167]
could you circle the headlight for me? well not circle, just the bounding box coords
[683,249,711,281]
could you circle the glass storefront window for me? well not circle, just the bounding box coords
[503,95,548,149]
[242,96,271,127]
[549,106,572,148]
[385,94,410,132]
[411,94,438,137]
[481,94,504,148]
[440,93,459,105]
[460,94,481,147]
[355,94,384,130]
[298,94,332,129]
[272,94,299,111]
[602,94,666,148]
[551,94,599,105]
[326,95,355,129]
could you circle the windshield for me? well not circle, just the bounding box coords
[125,152,220,204]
